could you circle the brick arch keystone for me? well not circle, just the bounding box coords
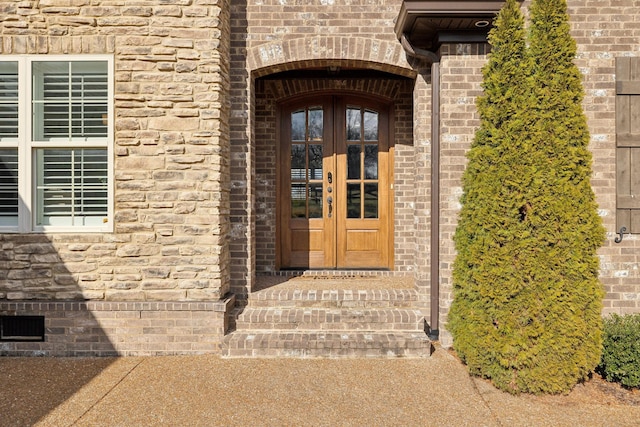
[248,36,415,78]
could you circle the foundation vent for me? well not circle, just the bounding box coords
[0,316,45,342]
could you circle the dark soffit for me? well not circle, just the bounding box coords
[394,0,511,51]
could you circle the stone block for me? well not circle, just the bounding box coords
[115,244,161,258]
[149,116,199,131]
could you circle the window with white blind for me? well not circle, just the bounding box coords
[0,62,19,227]
[0,149,18,227]
[0,56,113,232]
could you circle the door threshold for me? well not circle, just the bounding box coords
[268,269,393,278]
[255,274,414,291]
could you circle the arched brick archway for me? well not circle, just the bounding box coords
[258,78,410,103]
[248,36,415,79]
[250,65,416,279]
[229,35,419,301]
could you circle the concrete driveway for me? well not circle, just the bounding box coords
[1,347,638,427]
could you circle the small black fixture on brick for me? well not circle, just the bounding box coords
[0,315,45,342]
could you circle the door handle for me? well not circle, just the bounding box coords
[327,172,332,184]
[327,196,333,218]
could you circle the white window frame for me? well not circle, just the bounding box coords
[0,55,114,233]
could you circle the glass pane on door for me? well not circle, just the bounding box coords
[346,108,361,141]
[364,144,378,179]
[364,183,378,218]
[364,110,378,141]
[290,106,324,219]
[291,111,305,141]
[308,183,323,218]
[347,183,361,218]
[347,145,360,179]
[291,144,305,179]
[308,109,323,141]
[309,144,323,180]
[291,184,306,218]
[345,106,379,219]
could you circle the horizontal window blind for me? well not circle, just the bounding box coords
[32,61,108,141]
[0,63,18,141]
[36,148,108,226]
[0,56,112,231]
[0,149,18,226]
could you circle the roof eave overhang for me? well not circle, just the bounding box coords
[394,0,511,52]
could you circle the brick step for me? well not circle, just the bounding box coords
[222,285,432,358]
[236,307,425,331]
[247,288,418,308]
[221,331,433,358]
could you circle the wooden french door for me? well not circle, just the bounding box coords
[278,95,393,269]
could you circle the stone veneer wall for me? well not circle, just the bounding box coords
[0,0,232,355]
[2,0,639,354]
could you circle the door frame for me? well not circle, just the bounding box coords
[275,91,395,270]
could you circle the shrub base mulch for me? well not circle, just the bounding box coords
[449,348,640,405]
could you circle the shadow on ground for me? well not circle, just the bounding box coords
[0,357,117,426]
[0,234,119,426]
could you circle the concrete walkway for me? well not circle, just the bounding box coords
[1,348,638,427]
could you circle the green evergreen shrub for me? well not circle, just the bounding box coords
[448,0,530,386]
[598,314,640,388]
[448,0,605,395]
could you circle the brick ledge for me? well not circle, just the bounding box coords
[0,296,235,313]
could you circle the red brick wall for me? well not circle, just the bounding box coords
[230,0,423,300]
[435,1,640,345]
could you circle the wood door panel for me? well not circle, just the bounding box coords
[291,229,324,251]
[288,222,328,268]
[335,97,390,269]
[288,251,327,269]
[345,230,378,251]
[341,229,386,268]
[342,251,384,268]
[278,95,393,270]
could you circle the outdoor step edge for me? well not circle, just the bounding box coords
[237,307,426,318]
[220,331,434,358]
[249,289,419,302]
[235,308,426,330]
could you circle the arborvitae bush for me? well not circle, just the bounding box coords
[449,0,605,394]
[598,314,640,389]
[449,0,530,387]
